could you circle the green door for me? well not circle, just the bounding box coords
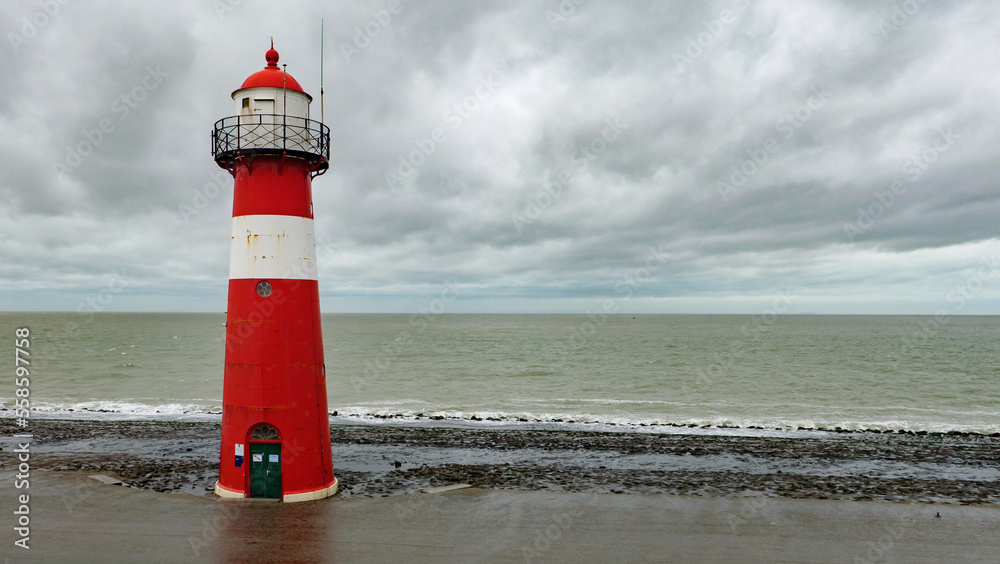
[249,443,282,499]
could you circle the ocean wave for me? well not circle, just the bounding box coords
[327,410,1000,436]
[0,400,223,421]
[2,401,998,436]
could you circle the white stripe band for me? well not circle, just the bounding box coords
[229,215,318,280]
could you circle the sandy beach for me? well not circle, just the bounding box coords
[4,469,999,563]
[3,418,999,562]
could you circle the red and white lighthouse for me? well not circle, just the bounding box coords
[211,43,337,502]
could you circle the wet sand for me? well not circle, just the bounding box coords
[6,469,1000,563]
[3,419,999,504]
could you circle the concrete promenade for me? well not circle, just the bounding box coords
[2,470,998,563]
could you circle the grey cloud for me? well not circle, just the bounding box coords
[2,0,999,313]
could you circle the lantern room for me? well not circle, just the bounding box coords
[232,43,312,119]
[212,41,329,176]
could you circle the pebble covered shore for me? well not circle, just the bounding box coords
[3,419,998,504]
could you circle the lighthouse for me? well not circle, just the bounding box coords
[211,42,337,502]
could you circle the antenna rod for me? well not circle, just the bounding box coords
[320,18,325,125]
[282,63,287,148]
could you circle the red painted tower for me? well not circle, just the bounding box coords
[211,43,336,502]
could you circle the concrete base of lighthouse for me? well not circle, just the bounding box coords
[283,479,339,503]
[214,478,339,503]
[213,481,245,499]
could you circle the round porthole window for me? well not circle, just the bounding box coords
[256,280,273,297]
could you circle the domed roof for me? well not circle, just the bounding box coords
[233,42,308,98]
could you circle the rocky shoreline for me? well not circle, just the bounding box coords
[347,410,1000,437]
[3,419,998,504]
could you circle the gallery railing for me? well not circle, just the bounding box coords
[212,114,329,174]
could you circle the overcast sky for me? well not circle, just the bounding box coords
[2,0,999,314]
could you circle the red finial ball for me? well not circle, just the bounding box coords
[265,42,279,68]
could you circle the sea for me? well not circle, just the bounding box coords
[2,313,999,436]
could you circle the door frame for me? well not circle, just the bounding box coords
[245,423,282,499]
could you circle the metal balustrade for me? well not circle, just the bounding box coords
[212,114,329,174]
